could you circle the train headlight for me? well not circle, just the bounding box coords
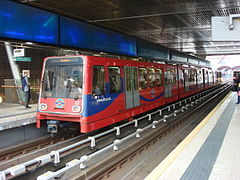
[72,105,81,113]
[39,103,48,111]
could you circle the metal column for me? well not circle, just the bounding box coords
[4,42,24,103]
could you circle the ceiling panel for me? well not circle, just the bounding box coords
[15,0,240,57]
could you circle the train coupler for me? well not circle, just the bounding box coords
[47,120,59,134]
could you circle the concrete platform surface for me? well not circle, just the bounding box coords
[145,92,240,180]
[0,103,37,131]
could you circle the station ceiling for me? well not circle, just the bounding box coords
[17,0,240,58]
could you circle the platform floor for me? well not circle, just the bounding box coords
[0,103,37,131]
[145,92,240,180]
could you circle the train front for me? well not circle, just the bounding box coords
[36,56,84,133]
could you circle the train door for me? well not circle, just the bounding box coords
[124,67,140,109]
[183,69,190,93]
[177,67,185,99]
[164,70,172,98]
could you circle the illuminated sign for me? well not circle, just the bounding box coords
[14,48,25,57]
[60,16,137,56]
[0,0,59,44]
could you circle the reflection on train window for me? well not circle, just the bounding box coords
[189,69,197,85]
[205,71,209,85]
[170,69,177,85]
[156,69,163,86]
[109,66,121,93]
[133,68,138,90]
[92,66,105,96]
[148,68,156,88]
[42,67,55,97]
[197,70,203,84]
[178,69,184,85]
[139,68,148,89]
[209,71,213,84]
[165,69,177,86]
[42,64,83,98]
[125,68,131,91]
[69,68,83,98]
[183,69,189,85]
[125,67,138,91]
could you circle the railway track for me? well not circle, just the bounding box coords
[0,134,74,163]
[0,83,232,179]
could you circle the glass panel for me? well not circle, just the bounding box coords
[206,71,209,84]
[109,66,121,93]
[156,69,163,86]
[42,64,83,98]
[42,66,55,97]
[189,69,197,85]
[68,67,83,98]
[178,69,184,85]
[125,68,131,91]
[170,69,177,85]
[92,66,105,95]
[165,69,177,86]
[133,68,138,90]
[139,68,148,90]
[41,58,83,98]
[197,70,203,84]
[183,69,189,84]
[148,68,156,88]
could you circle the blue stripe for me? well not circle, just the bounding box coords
[82,93,121,117]
[140,92,164,102]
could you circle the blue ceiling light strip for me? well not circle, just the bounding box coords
[0,0,59,44]
[59,16,137,56]
[0,0,208,64]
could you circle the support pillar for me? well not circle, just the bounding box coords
[4,42,24,104]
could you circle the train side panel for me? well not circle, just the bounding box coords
[36,55,220,133]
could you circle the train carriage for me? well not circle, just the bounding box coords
[37,55,219,133]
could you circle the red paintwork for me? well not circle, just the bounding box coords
[36,55,220,133]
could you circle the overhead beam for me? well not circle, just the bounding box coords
[88,6,240,22]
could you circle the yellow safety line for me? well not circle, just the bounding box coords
[144,92,231,180]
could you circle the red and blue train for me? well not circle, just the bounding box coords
[36,55,221,133]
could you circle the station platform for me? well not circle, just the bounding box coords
[145,92,240,180]
[0,103,37,131]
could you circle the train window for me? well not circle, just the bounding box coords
[41,63,83,99]
[178,69,184,85]
[189,69,197,85]
[92,66,105,96]
[170,69,177,85]
[197,70,203,85]
[139,68,148,89]
[133,68,138,90]
[209,71,214,84]
[68,68,83,98]
[156,69,163,86]
[165,69,176,86]
[148,68,156,88]
[125,68,131,91]
[109,66,121,93]
[42,67,55,97]
[205,71,209,84]
[183,69,189,85]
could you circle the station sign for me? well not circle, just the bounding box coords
[14,57,32,62]
[22,70,30,78]
[13,48,25,57]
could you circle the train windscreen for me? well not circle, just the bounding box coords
[41,57,83,99]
